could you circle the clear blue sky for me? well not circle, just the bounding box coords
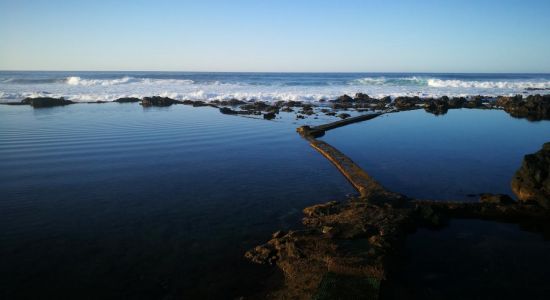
[1,0,549,72]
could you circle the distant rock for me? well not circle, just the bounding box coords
[114,97,140,103]
[511,142,550,208]
[21,97,74,108]
[141,96,180,107]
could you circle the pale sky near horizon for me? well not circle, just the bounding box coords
[1,0,549,73]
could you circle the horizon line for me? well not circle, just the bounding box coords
[1,69,550,75]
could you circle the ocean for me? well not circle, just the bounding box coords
[1,71,550,103]
[1,74,550,298]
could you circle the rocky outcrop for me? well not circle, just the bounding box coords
[424,98,449,115]
[21,97,74,108]
[114,97,140,103]
[219,107,252,115]
[141,96,180,107]
[245,199,414,299]
[263,112,276,120]
[497,94,550,121]
[512,142,550,208]
[393,96,423,110]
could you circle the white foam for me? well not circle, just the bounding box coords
[427,79,550,89]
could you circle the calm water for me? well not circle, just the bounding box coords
[321,109,550,200]
[2,104,550,299]
[1,71,550,103]
[0,104,354,299]
[392,219,550,299]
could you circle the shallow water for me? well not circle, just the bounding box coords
[391,219,550,299]
[321,109,550,200]
[2,105,550,299]
[0,104,354,299]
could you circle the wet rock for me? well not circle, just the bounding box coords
[393,96,422,110]
[354,93,370,102]
[511,142,550,208]
[241,101,270,111]
[479,193,515,205]
[21,97,74,108]
[296,115,305,119]
[334,94,355,103]
[424,98,449,115]
[281,107,293,112]
[114,97,140,103]
[497,94,550,121]
[219,107,252,115]
[141,96,180,107]
[263,112,276,120]
[337,113,351,119]
[226,98,246,106]
[448,96,466,108]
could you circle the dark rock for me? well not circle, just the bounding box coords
[337,113,351,119]
[281,107,293,112]
[141,96,180,107]
[448,97,466,108]
[296,115,305,119]
[512,142,550,208]
[393,96,422,110]
[114,97,140,103]
[424,98,449,115]
[497,94,550,121]
[219,107,252,115]
[479,193,515,205]
[354,93,370,102]
[227,98,246,106]
[21,97,74,108]
[263,112,276,120]
[241,101,270,111]
[332,94,354,103]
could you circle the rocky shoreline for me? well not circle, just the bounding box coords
[2,92,550,121]
[245,113,550,299]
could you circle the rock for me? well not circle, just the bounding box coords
[21,97,74,108]
[497,94,550,121]
[281,107,293,112]
[227,98,246,106]
[141,96,180,107]
[337,113,351,119]
[393,96,422,110]
[424,98,449,115]
[332,94,354,103]
[512,142,550,208]
[219,107,252,115]
[263,112,276,120]
[479,193,515,205]
[354,93,370,102]
[114,97,140,103]
[241,101,270,111]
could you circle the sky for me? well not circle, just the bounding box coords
[0,0,549,72]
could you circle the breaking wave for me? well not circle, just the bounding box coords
[427,79,550,89]
[65,76,195,86]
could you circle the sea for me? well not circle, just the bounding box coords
[1,71,550,103]
[1,72,550,299]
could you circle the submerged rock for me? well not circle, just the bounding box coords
[512,142,550,208]
[141,96,180,107]
[337,113,351,119]
[21,97,74,108]
[114,97,140,103]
